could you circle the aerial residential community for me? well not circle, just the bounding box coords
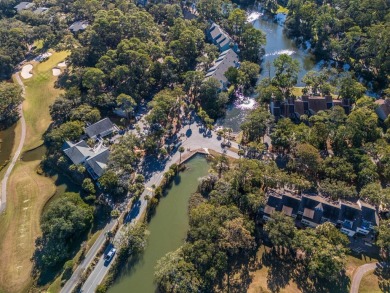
[0,0,389,293]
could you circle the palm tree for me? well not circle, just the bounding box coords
[212,154,229,178]
[179,146,185,162]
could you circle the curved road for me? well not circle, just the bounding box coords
[0,73,26,213]
[350,262,378,293]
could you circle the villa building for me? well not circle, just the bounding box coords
[207,22,234,52]
[262,189,379,237]
[205,49,239,90]
[63,140,109,180]
[85,118,118,139]
[270,95,352,121]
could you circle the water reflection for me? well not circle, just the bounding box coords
[218,9,321,131]
[0,124,16,167]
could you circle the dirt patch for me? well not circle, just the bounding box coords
[21,64,33,79]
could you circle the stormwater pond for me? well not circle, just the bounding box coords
[109,155,209,293]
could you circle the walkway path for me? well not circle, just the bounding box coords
[350,262,378,293]
[0,73,27,213]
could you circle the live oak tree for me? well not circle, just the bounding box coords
[264,212,296,251]
[33,193,94,269]
[272,54,300,99]
[240,107,272,144]
[0,81,23,128]
[155,248,202,293]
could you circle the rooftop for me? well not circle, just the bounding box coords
[205,49,239,88]
[85,118,116,138]
[69,20,89,32]
[14,2,34,11]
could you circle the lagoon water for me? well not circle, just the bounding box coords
[0,124,16,168]
[109,155,209,293]
[217,10,321,132]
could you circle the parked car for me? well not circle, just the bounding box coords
[104,247,116,265]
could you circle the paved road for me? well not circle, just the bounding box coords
[350,262,378,293]
[80,120,239,293]
[0,73,27,213]
[60,221,116,293]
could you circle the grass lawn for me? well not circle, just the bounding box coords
[0,161,56,293]
[0,51,69,293]
[247,246,301,293]
[247,246,379,293]
[22,50,70,150]
[359,271,382,293]
[276,5,289,14]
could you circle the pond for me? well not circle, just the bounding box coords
[22,144,80,208]
[217,9,321,132]
[109,155,210,293]
[0,124,16,168]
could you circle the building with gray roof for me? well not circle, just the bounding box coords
[69,20,89,32]
[34,7,49,14]
[208,22,233,52]
[205,49,239,90]
[63,140,95,165]
[63,140,110,179]
[85,118,118,139]
[86,149,110,179]
[262,189,379,237]
[14,2,34,12]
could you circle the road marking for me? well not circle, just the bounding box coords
[83,260,106,293]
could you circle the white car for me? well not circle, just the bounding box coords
[104,247,116,262]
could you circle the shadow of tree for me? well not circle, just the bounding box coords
[375,263,390,292]
[261,249,295,293]
[292,261,350,293]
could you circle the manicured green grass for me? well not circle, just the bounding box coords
[22,50,70,150]
[0,161,56,293]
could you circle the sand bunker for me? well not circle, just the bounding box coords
[34,52,52,62]
[57,61,66,67]
[21,64,33,79]
[52,68,61,76]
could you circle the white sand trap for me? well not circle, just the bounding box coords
[57,61,66,67]
[34,52,52,62]
[52,67,61,76]
[21,64,33,79]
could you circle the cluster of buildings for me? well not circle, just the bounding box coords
[14,1,89,33]
[269,95,390,122]
[62,118,118,180]
[261,189,379,237]
[14,2,49,14]
[270,95,352,120]
[205,22,239,90]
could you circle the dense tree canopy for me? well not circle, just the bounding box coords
[33,193,94,269]
[0,81,23,128]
